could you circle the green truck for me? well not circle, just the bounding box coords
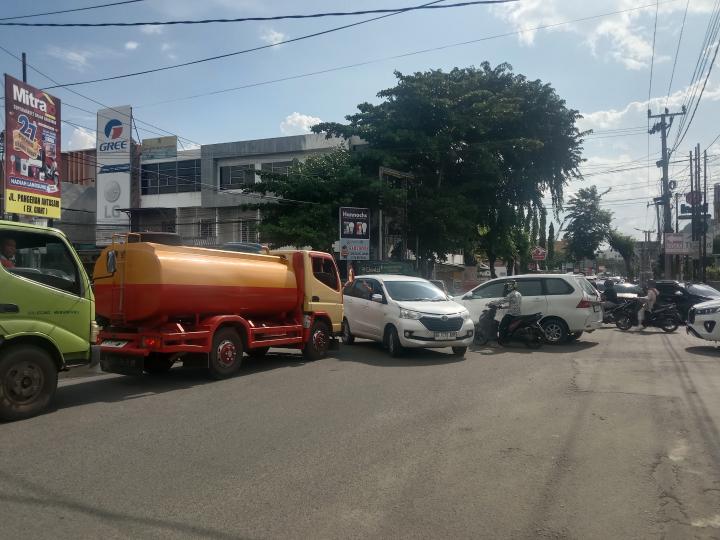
[0,220,97,421]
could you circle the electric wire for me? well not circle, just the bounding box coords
[0,0,145,21]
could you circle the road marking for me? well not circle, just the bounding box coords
[668,439,688,462]
[691,515,720,528]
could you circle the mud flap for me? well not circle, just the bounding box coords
[100,352,144,376]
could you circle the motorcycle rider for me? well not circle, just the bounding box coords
[602,279,619,308]
[639,280,659,326]
[498,280,522,344]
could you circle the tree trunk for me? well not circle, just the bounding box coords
[489,253,497,279]
[506,259,514,276]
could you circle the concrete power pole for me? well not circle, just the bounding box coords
[649,107,686,279]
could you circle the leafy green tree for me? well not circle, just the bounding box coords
[563,186,612,262]
[314,63,585,264]
[608,230,636,279]
[547,222,555,266]
[243,149,387,252]
[539,208,547,248]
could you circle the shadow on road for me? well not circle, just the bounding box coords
[685,346,720,358]
[470,340,599,356]
[53,353,310,413]
[337,340,466,367]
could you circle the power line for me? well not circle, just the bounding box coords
[138,1,679,110]
[46,0,677,90]
[0,0,145,21]
[42,0,451,89]
[666,0,690,105]
[648,0,660,103]
[0,1,520,27]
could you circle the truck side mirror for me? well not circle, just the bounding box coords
[106,250,117,274]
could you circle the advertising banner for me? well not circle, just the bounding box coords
[96,106,132,244]
[664,233,688,255]
[3,74,61,218]
[141,135,177,160]
[339,206,370,260]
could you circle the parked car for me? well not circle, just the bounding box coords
[342,275,474,357]
[686,299,720,342]
[454,274,602,344]
[614,283,643,299]
[655,280,720,320]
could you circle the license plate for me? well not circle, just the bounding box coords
[434,331,457,340]
[101,339,129,349]
[593,304,600,312]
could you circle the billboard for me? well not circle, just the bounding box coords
[664,233,687,255]
[339,207,369,260]
[96,106,132,244]
[3,74,61,219]
[141,135,177,160]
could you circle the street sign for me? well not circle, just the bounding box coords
[531,246,547,261]
[664,233,687,254]
[686,191,702,205]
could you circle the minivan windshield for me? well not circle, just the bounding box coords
[384,280,447,302]
[688,283,720,298]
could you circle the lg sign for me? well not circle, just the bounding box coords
[99,118,128,152]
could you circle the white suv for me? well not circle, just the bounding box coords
[454,274,602,344]
[342,275,475,357]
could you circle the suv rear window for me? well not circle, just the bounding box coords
[575,277,598,297]
[544,278,574,295]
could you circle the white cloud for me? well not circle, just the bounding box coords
[67,126,96,151]
[140,25,164,35]
[124,41,139,50]
[491,0,709,70]
[280,112,322,135]
[160,42,177,60]
[260,28,286,46]
[46,46,93,71]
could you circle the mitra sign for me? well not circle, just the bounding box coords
[3,74,62,219]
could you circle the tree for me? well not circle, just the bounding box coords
[547,222,555,265]
[539,208,547,248]
[243,149,387,252]
[314,63,585,264]
[608,230,636,279]
[563,186,612,263]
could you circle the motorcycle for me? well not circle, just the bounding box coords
[474,301,545,348]
[602,301,627,324]
[614,298,681,333]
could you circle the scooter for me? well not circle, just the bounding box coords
[615,298,681,333]
[474,301,545,348]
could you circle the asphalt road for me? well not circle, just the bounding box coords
[2,327,720,539]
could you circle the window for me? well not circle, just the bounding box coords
[343,281,357,297]
[198,219,216,238]
[516,279,543,296]
[384,280,446,302]
[260,160,294,175]
[311,256,340,291]
[141,159,201,195]
[575,277,599,297]
[220,164,256,190]
[161,221,176,233]
[1,231,81,296]
[236,220,258,243]
[544,278,574,295]
[471,280,506,299]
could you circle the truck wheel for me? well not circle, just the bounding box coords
[209,328,243,380]
[0,345,58,422]
[342,318,355,345]
[143,353,175,375]
[303,320,330,361]
[247,347,270,358]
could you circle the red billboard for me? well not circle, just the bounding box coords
[3,74,62,218]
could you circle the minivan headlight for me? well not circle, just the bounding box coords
[399,308,423,320]
[460,310,471,320]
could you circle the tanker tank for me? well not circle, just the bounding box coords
[94,243,299,323]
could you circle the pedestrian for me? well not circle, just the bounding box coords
[0,237,16,269]
[498,280,522,344]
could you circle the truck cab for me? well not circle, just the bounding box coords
[0,220,97,421]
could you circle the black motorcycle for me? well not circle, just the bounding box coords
[474,301,545,348]
[615,298,681,333]
[602,301,627,324]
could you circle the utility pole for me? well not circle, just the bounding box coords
[649,107,686,279]
[703,149,708,283]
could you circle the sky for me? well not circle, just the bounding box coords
[1,0,719,239]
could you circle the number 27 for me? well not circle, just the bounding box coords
[18,115,37,141]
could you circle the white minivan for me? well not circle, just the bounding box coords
[454,274,602,344]
[342,275,475,357]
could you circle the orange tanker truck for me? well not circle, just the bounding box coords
[93,235,343,378]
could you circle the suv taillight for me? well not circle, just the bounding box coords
[576,299,591,309]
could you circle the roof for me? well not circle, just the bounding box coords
[0,219,67,237]
[355,274,427,282]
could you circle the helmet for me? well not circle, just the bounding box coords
[604,280,614,288]
[503,280,517,295]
